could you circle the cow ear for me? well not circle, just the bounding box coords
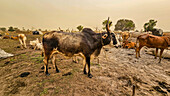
[102,34,108,39]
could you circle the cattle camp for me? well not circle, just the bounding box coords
[0,1,170,96]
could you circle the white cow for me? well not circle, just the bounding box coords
[18,34,27,49]
[30,38,42,50]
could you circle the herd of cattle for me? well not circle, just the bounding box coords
[0,18,170,78]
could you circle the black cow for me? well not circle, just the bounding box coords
[33,31,40,35]
[152,28,163,36]
[42,17,114,78]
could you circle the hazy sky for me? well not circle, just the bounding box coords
[0,0,170,31]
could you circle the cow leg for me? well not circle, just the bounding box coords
[22,40,24,48]
[86,56,93,78]
[136,46,142,58]
[136,47,138,58]
[158,48,164,63]
[33,45,37,50]
[72,56,78,63]
[19,39,23,49]
[83,57,87,74]
[43,55,50,76]
[52,54,60,73]
[155,48,158,59]
[43,49,53,76]
[75,56,78,63]
[23,39,27,48]
[138,46,143,58]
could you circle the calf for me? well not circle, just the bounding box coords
[18,34,27,49]
[136,34,170,63]
[123,41,136,49]
[30,38,41,50]
[121,32,130,42]
[34,42,43,50]
[42,17,113,78]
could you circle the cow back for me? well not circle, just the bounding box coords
[163,36,170,46]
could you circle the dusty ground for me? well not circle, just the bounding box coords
[0,32,169,96]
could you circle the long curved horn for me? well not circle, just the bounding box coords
[106,17,112,35]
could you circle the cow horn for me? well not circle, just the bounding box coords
[106,17,112,36]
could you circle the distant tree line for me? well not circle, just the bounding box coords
[0,26,19,32]
[0,26,47,32]
[0,19,160,33]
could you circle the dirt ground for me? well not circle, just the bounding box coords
[0,32,169,96]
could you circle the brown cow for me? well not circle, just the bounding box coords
[163,33,170,36]
[123,41,136,49]
[11,36,18,40]
[2,36,10,39]
[121,32,130,41]
[136,34,170,63]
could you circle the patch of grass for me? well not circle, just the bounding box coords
[72,67,80,73]
[66,74,73,79]
[31,56,43,63]
[56,59,61,62]
[21,54,27,57]
[37,79,52,87]
[40,88,48,96]
[33,52,41,56]
[49,79,55,83]
[37,80,48,87]
[91,62,94,65]
[37,82,43,87]
[91,62,100,66]
[55,86,60,94]
[20,54,29,59]
[10,58,15,62]
[96,63,100,66]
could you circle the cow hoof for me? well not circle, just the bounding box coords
[88,74,93,78]
[41,66,44,69]
[46,73,50,76]
[56,70,60,73]
[72,60,78,63]
[84,71,87,75]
